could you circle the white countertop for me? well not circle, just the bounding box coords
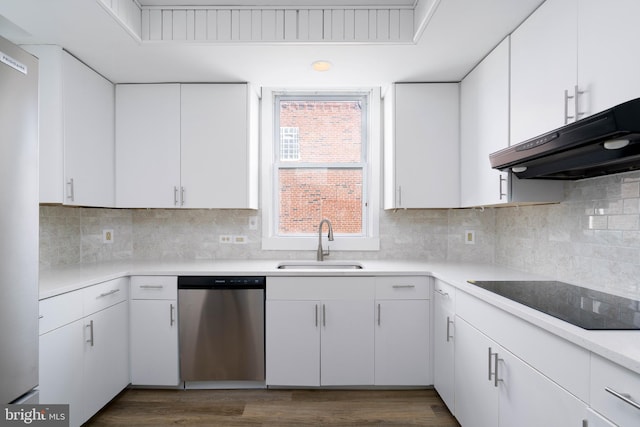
[39,259,640,376]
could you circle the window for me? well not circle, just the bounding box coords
[279,127,300,161]
[261,89,380,251]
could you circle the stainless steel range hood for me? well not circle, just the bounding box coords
[490,98,640,180]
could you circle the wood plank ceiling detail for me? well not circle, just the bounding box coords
[97,0,440,44]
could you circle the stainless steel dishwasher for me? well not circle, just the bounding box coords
[178,276,265,384]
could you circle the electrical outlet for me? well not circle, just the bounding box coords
[233,235,248,244]
[465,230,475,245]
[219,235,232,244]
[103,229,114,244]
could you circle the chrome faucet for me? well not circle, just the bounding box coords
[317,218,334,261]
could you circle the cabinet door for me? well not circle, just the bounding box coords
[497,344,587,427]
[510,0,578,144]
[82,301,129,424]
[454,317,498,427]
[130,299,179,386]
[62,51,115,207]
[374,299,430,386]
[180,84,252,208]
[461,37,510,207]
[390,83,460,208]
[578,0,640,115]
[265,300,320,386]
[115,84,181,208]
[433,295,455,412]
[321,300,375,386]
[39,320,84,427]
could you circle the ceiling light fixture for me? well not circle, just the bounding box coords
[311,60,332,72]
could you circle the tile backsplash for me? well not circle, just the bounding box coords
[39,170,640,299]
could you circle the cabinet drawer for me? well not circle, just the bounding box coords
[39,291,84,335]
[456,289,590,402]
[83,277,128,315]
[433,279,456,311]
[590,353,640,427]
[130,276,177,300]
[375,276,430,299]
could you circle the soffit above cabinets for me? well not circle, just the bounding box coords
[98,0,438,44]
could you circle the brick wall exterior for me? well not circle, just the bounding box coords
[278,100,363,234]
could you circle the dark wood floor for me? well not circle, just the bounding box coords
[86,388,460,426]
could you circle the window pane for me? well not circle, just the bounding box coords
[279,100,362,163]
[279,168,363,235]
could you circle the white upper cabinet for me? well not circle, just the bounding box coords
[577,0,640,114]
[511,0,640,144]
[25,45,115,206]
[510,0,578,144]
[116,84,181,208]
[384,83,460,209]
[461,38,511,207]
[461,37,563,207]
[180,84,257,208]
[116,83,258,209]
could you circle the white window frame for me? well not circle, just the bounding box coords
[261,88,381,251]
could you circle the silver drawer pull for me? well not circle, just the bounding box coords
[140,285,164,289]
[392,285,415,289]
[86,320,94,347]
[98,288,120,298]
[605,387,640,411]
[39,315,44,319]
[435,288,449,297]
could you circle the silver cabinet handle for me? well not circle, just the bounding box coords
[564,88,574,124]
[397,186,402,207]
[392,285,415,289]
[140,285,164,289]
[174,186,179,206]
[66,178,75,202]
[39,315,44,319]
[377,303,381,326]
[499,174,507,200]
[170,303,175,326]
[605,387,640,411]
[574,85,585,121]
[322,304,326,327]
[86,320,94,347]
[446,316,454,342]
[98,288,120,298]
[315,304,318,327]
[181,186,185,206]
[488,348,503,388]
[435,288,449,297]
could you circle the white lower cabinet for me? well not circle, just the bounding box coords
[38,278,130,427]
[455,317,586,427]
[374,276,431,386]
[266,276,431,388]
[590,353,640,427]
[266,297,374,386]
[82,301,130,421]
[433,279,455,413]
[266,299,321,386]
[129,276,179,386]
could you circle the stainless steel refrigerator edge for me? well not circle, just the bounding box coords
[0,35,39,404]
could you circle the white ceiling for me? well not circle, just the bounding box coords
[0,0,544,87]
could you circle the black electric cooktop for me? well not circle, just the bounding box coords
[467,280,640,330]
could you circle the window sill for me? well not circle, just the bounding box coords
[261,236,380,251]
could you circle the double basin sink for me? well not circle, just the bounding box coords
[277,261,364,270]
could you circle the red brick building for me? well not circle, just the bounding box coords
[278,100,364,235]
